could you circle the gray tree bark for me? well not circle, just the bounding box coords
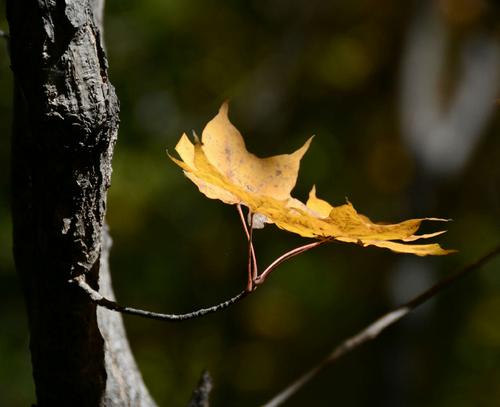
[7,0,155,405]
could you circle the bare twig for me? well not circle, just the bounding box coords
[72,275,249,322]
[400,2,500,176]
[73,221,329,321]
[261,244,500,407]
[72,240,326,321]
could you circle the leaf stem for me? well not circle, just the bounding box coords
[237,204,258,290]
[247,212,255,291]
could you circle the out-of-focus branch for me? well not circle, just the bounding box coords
[400,2,500,176]
[261,244,500,407]
[187,371,213,407]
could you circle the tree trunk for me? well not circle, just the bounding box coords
[7,0,155,405]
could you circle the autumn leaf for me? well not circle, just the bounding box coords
[169,102,312,224]
[169,103,453,256]
[201,103,312,200]
[303,186,453,256]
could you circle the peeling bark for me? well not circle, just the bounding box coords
[7,0,155,405]
[98,227,156,406]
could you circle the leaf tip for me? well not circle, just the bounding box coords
[294,135,315,159]
[426,247,458,256]
[219,100,230,115]
[305,135,315,147]
[309,184,317,197]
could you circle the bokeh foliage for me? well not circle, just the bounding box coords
[1,1,500,406]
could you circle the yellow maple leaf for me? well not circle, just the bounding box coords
[201,103,313,200]
[169,103,453,256]
[304,186,453,255]
[171,102,312,207]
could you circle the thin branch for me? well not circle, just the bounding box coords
[261,244,500,407]
[72,240,323,322]
[255,240,328,285]
[73,227,328,321]
[72,275,249,322]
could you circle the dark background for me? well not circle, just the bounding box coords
[1,1,500,406]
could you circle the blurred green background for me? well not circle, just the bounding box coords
[1,1,500,406]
